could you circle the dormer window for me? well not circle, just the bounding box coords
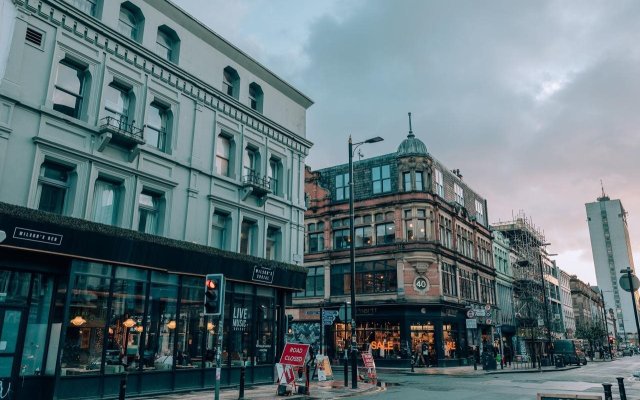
[249,82,263,112]
[155,25,180,63]
[223,67,240,99]
[118,2,144,42]
[454,183,464,205]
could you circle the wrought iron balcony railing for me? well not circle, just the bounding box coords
[98,116,145,146]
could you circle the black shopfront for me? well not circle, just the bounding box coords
[325,303,470,368]
[0,203,305,400]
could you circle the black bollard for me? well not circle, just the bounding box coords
[343,354,349,387]
[239,362,245,399]
[305,364,310,395]
[119,374,127,400]
[411,355,415,373]
[617,377,627,400]
[602,383,613,400]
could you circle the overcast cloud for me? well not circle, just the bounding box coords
[175,0,640,284]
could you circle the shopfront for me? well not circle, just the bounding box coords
[327,304,469,367]
[0,203,305,400]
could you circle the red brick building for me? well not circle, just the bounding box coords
[290,129,497,367]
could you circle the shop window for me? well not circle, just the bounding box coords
[240,219,257,255]
[442,324,459,359]
[141,273,178,372]
[138,190,163,235]
[179,277,207,368]
[211,210,230,250]
[156,25,180,63]
[215,134,234,177]
[92,178,122,226]
[145,102,171,152]
[37,161,74,215]
[356,321,401,360]
[335,173,349,201]
[118,2,144,42]
[266,226,282,261]
[52,59,90,119]
[255,288,275,365]
[294,266,324,298]
[411,323,435,366]
[249,82,263,112]
[372,165,391,194]
[20,274,54,376]
[223,67,240,99]
[307,222,325,253]
[224,284,254,366]
[375,222,395,244]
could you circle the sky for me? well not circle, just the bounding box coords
[174,0,640,285]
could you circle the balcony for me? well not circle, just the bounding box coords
[97,116,145,153]
[240,173,272,202]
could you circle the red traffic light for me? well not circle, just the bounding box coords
[206,279,217,290]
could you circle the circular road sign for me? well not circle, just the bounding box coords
[619,274,640,292]
[466,309,476,318]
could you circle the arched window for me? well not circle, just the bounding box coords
[249,82,263,113]
[118,2,144,42]
[156,25,180,63]
[223,67,240,99]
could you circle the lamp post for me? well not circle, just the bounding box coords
[348,135,383,389]
[620,268,640,347]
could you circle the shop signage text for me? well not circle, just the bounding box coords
[369,341,394,351]
[13,227,63,245]
[232,307,248,331]
[279,343,309,367]
[252,265,275,283]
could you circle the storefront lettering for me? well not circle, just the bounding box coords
[252,266,275,283]
[358,307,378,315]
[232,307,248,331]
[369,341,394,351]
[13,227,63,245]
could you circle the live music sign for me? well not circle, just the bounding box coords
[279,343,309,367]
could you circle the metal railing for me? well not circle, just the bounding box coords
[99,116,144,141]
[242,173,271,191]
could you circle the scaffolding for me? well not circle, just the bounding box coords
[493,211,550,365]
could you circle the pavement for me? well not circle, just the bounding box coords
[131,379,380,400]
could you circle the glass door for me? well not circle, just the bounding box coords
[0,308,25,400]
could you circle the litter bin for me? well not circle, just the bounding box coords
[554,355,565,368]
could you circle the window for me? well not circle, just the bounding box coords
[243,146,260,178]
[53,60,87,119]
[475,199,485,224]
[92,179,121,226]
[479,276,495,304]
[215,134,231,176]
[354,226,373,247]
[415,171,423,191]
[403,172,412,192]
[376,222,395,244]
[240,219,257,255]
[307,222,325,253]
[335,173,349,201]
[442,263,457,296]
[103,82,132,125]
[294,266,324,298]
[434,169,444,197]
[454,183,464,205]
[460,270,478,301]
[333,229,350,250]
[223,67,240,99]
[372,165,391,194]
[146,103,169,152]
[249,82,263,113]
[118,3,143,42]
[404,209,427,241]
[138,191,161,234]
[211,210,230,250]
[37,161,73,215]
[266,226,281,261]
[330,260,397,296]
[71,0,97,16]
[268,157,283,196]
[439,216,452,248]
[156,26,179,63]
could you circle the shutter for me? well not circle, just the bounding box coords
[26,28,43,47]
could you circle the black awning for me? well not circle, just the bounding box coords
[0,202,306,290]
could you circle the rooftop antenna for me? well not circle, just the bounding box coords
[408,112,414,138]
[598,180,610,201]
[600,179,606,198]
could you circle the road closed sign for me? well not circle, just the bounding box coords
[279,343,310,367]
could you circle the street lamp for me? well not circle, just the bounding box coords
[620,268,640,346]
[348,135,383,389]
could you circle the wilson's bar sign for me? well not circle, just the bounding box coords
[13,227,63,245]
[252,265,275,283]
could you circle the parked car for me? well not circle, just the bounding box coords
[554,340,588,366]
[622,348,633,357]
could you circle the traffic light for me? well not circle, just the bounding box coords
[204,274,224,316]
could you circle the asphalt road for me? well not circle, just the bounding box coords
[359,356,640,400]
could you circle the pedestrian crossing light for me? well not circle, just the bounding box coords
[204,274,224,316]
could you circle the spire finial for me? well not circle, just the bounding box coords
[408,112,414,138]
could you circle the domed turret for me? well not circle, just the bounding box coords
[397,112,427,156]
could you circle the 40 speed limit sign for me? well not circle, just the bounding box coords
[414,276,429,292]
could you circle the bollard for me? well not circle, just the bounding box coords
[238,362,245,399]
[602,383,613,400]
[617,377,627,400]
[411,355,415,373]
[343,354,349,387]
[119,374,127,400]
[305,364,310,395]
[473,355,477,371]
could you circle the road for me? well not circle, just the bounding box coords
[357,357,640,399]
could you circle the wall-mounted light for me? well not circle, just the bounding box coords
[135,324,144,333]
[123,318,136,328]
[70,316,87,326]
[166,320,176,330]
[207,322,215,332]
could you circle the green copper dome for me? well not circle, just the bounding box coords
[397,131,428,156]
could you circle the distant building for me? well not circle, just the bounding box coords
[570,276,606,348]
[0,0,311,398]
[559,269,576,338]
[586,194,638,343]
[493,231,516,345]
[543,256,564,339]
[294,126,495,367]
